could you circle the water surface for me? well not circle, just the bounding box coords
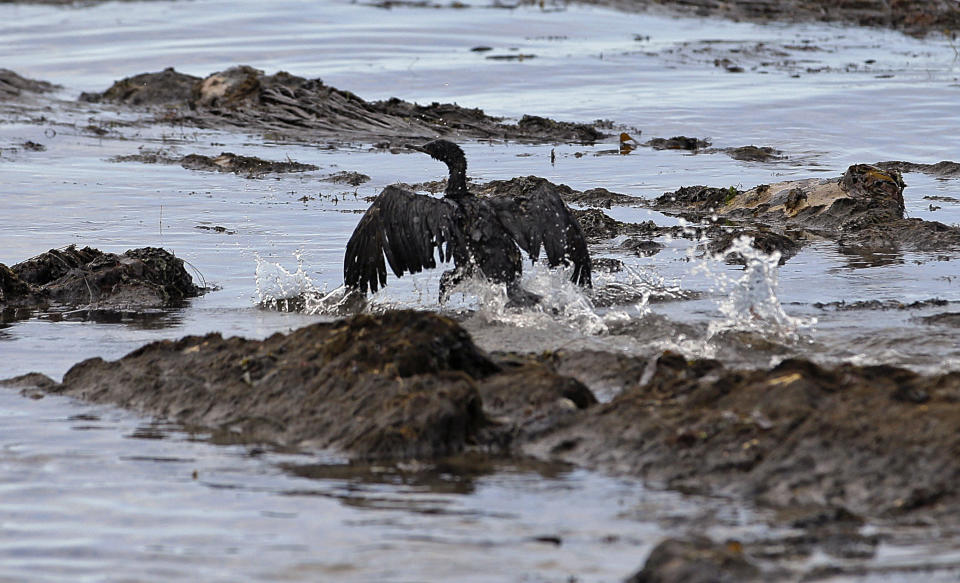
[2,1,960,579]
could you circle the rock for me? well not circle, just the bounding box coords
[876,160,960,179]
[525,352,960,519]
[80,67,200,105]
[653,164,960,254]
[80,66,607,145]
[581,0,960,37]
[644,136,711,151]
[620,238,665,257]
[0,68,59,100]
[724,145,784,162]
[707,229,801,265]
[1,245,200,309]
[918,312,960,327]
[5,311,596,460]
[179,152,317,176]
[626,537,761,583]
[111,149,317,177]
[592,257,625,273]
[322,170,371,186]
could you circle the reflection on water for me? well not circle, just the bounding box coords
[0,389,747,582]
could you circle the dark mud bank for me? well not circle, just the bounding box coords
[1,245,200,314]
[653,163,960,259]
[580,0,960,37]
[80,65,607,145]
[469,165,960,266]
[0,68,59,100]
[111,148,319,178]
[5,310,960,527]
[2,311,593,458]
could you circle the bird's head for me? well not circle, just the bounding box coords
[407,139,465,167]
[407,139,469,197]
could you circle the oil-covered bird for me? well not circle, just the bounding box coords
[343,139,591,306]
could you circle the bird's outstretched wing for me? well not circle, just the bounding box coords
[344,185,462,294]
[489,182,592,287]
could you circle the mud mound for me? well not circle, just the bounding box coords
[179,152,316,176]
[475,175,639,208]
[321,170,370,186]
[626,536,762,583]
[81,65,606,144]
[6,311,960,526]
[528,352,960,519]
[0,69,59,100]
[653,164,960,254]
[111,148,318,177]
[876,159,960,178]
[707,228,802,264]
[81,67,200,106]
[577,0,960,36]
[1,245,200,309]
[2,311,594,459]
[724,145,784,162]
[644,136,710,151]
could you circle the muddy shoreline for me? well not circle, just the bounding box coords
[3,3,960,574]
[9,0,957,37]
[5,309,960,579]
[6,309,960,524]
[77,65,608,145]
[558,0,960,37]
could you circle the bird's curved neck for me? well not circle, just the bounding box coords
[444,159,469,198]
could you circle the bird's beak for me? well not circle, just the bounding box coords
[405,143,428,153]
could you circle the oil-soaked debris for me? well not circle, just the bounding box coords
[0,68,59,100]
[707,229,801,265]
[628,526,886,581]
[653,164,960,255]
[80,65,606,145]
[570,0,960,37]
[1,311,594,459]
[924,195,960,204]
[0,245,200,310]
[475,175,638,208]
[876,160,960,178]
[485,53,536,61]
[195,225,237,235]
[571,209,661,243]
[591,257,625,273]
[619,238,665,257]
[626,536,763,583]
[724,145,784,162]
[813,298,949,311]
[526,350,960,521]
[20,140,46,152]
[80,67,198,106]
[648,38,846,77]
[321,170,371,186]
[644,136,710,151]
[180,152,317,176]
[7,310,960,562]
[111,148,318,177]
[917,312,960,327]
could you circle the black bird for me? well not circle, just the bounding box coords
[343,139,591,306]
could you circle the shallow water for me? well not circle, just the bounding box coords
[2,0,960,579]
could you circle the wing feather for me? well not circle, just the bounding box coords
[344,185,462,294]
[490,183,592,287]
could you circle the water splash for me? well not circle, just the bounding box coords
[254,250,323,312]
[701,234,816,342]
